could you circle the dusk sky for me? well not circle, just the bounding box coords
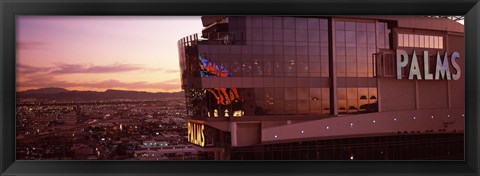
[16,16,202,93]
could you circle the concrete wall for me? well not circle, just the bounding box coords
[262,107,464,143]
[236,123,261,147]
[379,32,464,112]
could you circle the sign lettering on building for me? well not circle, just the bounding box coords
[187,122,205,147]
[396,49,461,80]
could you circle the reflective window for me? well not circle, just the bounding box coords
[335,20,379,78]
[337,87,378,114]
[296,18,308,29]
[308,18,320,29]
[183,17,333,117]
[397,33,444,49]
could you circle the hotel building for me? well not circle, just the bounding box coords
[178,16,464,160]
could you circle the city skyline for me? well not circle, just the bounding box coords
[17,16,202,93]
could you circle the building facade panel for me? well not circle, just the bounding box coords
[178,16,464,160]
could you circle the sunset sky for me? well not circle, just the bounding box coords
[16,16,202,93]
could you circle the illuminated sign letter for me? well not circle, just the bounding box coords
[451,51,461,80]
[396,50,461,81]
[435,51,451,80]
[423,51,434,80]
[396,49,408,79]
[187,122,205,147]
[408,50,422,80]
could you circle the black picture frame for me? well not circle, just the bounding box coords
[1,0,479,175]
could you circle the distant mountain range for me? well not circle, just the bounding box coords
[17,87,185,101]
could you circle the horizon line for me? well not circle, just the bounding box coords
[17,87,184,93]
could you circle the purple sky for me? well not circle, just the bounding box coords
[16,16,202,92]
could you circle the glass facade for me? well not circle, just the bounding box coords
[334,20,386,114]
[231,133,463,160]
[179,17,389,118]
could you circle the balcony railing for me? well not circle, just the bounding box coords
[178,32,245,48]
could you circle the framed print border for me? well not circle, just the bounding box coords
[1,0,479,175]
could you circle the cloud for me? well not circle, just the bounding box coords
[17,41,48,50]
[17,63,180,75]
[50,63,143,74]
[17,79,181,92]
[17,63,182,91]
[162,78,180,83]
[81,79,180,90]
[164,69,180,73]
[17,64,54,74]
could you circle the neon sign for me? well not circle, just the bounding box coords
[187,122,205,147]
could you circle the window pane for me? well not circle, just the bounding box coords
[356,22,367,31]
[297,62,309,73]
[439,36,443,49]
[346,62,357,77]
[357,31,367,44]
[275,100,284,114]
[398,34,403,47]
[358,88,368,100]
[308,18,320,29]
[310,88,322,100]
[285,88,298,100]
[284,17,295,29]
[347,88,358,99]
[346,47,356,56]
[336,46,346,56]
[263,28,273,41]
[298,100,309,113]
[273,17,283,28]
[322,88,330,100]
[275,88,285,100]
[346,22,356,31]
[347,100,358,112]
[338,100,347,113]
[366,23,375,31]
[369,88,378,103]
[403,34,409,47]
[419,35,424,48]
[321,63,329,77]
[425,35,430,48]
[262,16,273,28]
[310,100,321,114]
[252,29,262,40]
[309,47,320,56]
[296,30,308,41]
[338,88,347,100]
[336,21,345,30]
[336,31,346,42]
[367,32,376,44]
[320,19,328,30]
[297,88,309,100]
[434,36,439,49]
[409,34,414,47]
[358,63,368,77]
[322,100,330,115]
[296,18,308,29]
[284,29,295,41]
[285,100,297,113]
[415,35,420,48]
[285,63,296,77]
[346,31,356,43]
[429,36,434,48]
[273,29,283,41]
[336,63,346,77]
[308,30,320,42]
[319,31,328,43]
[252,16,263,28]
